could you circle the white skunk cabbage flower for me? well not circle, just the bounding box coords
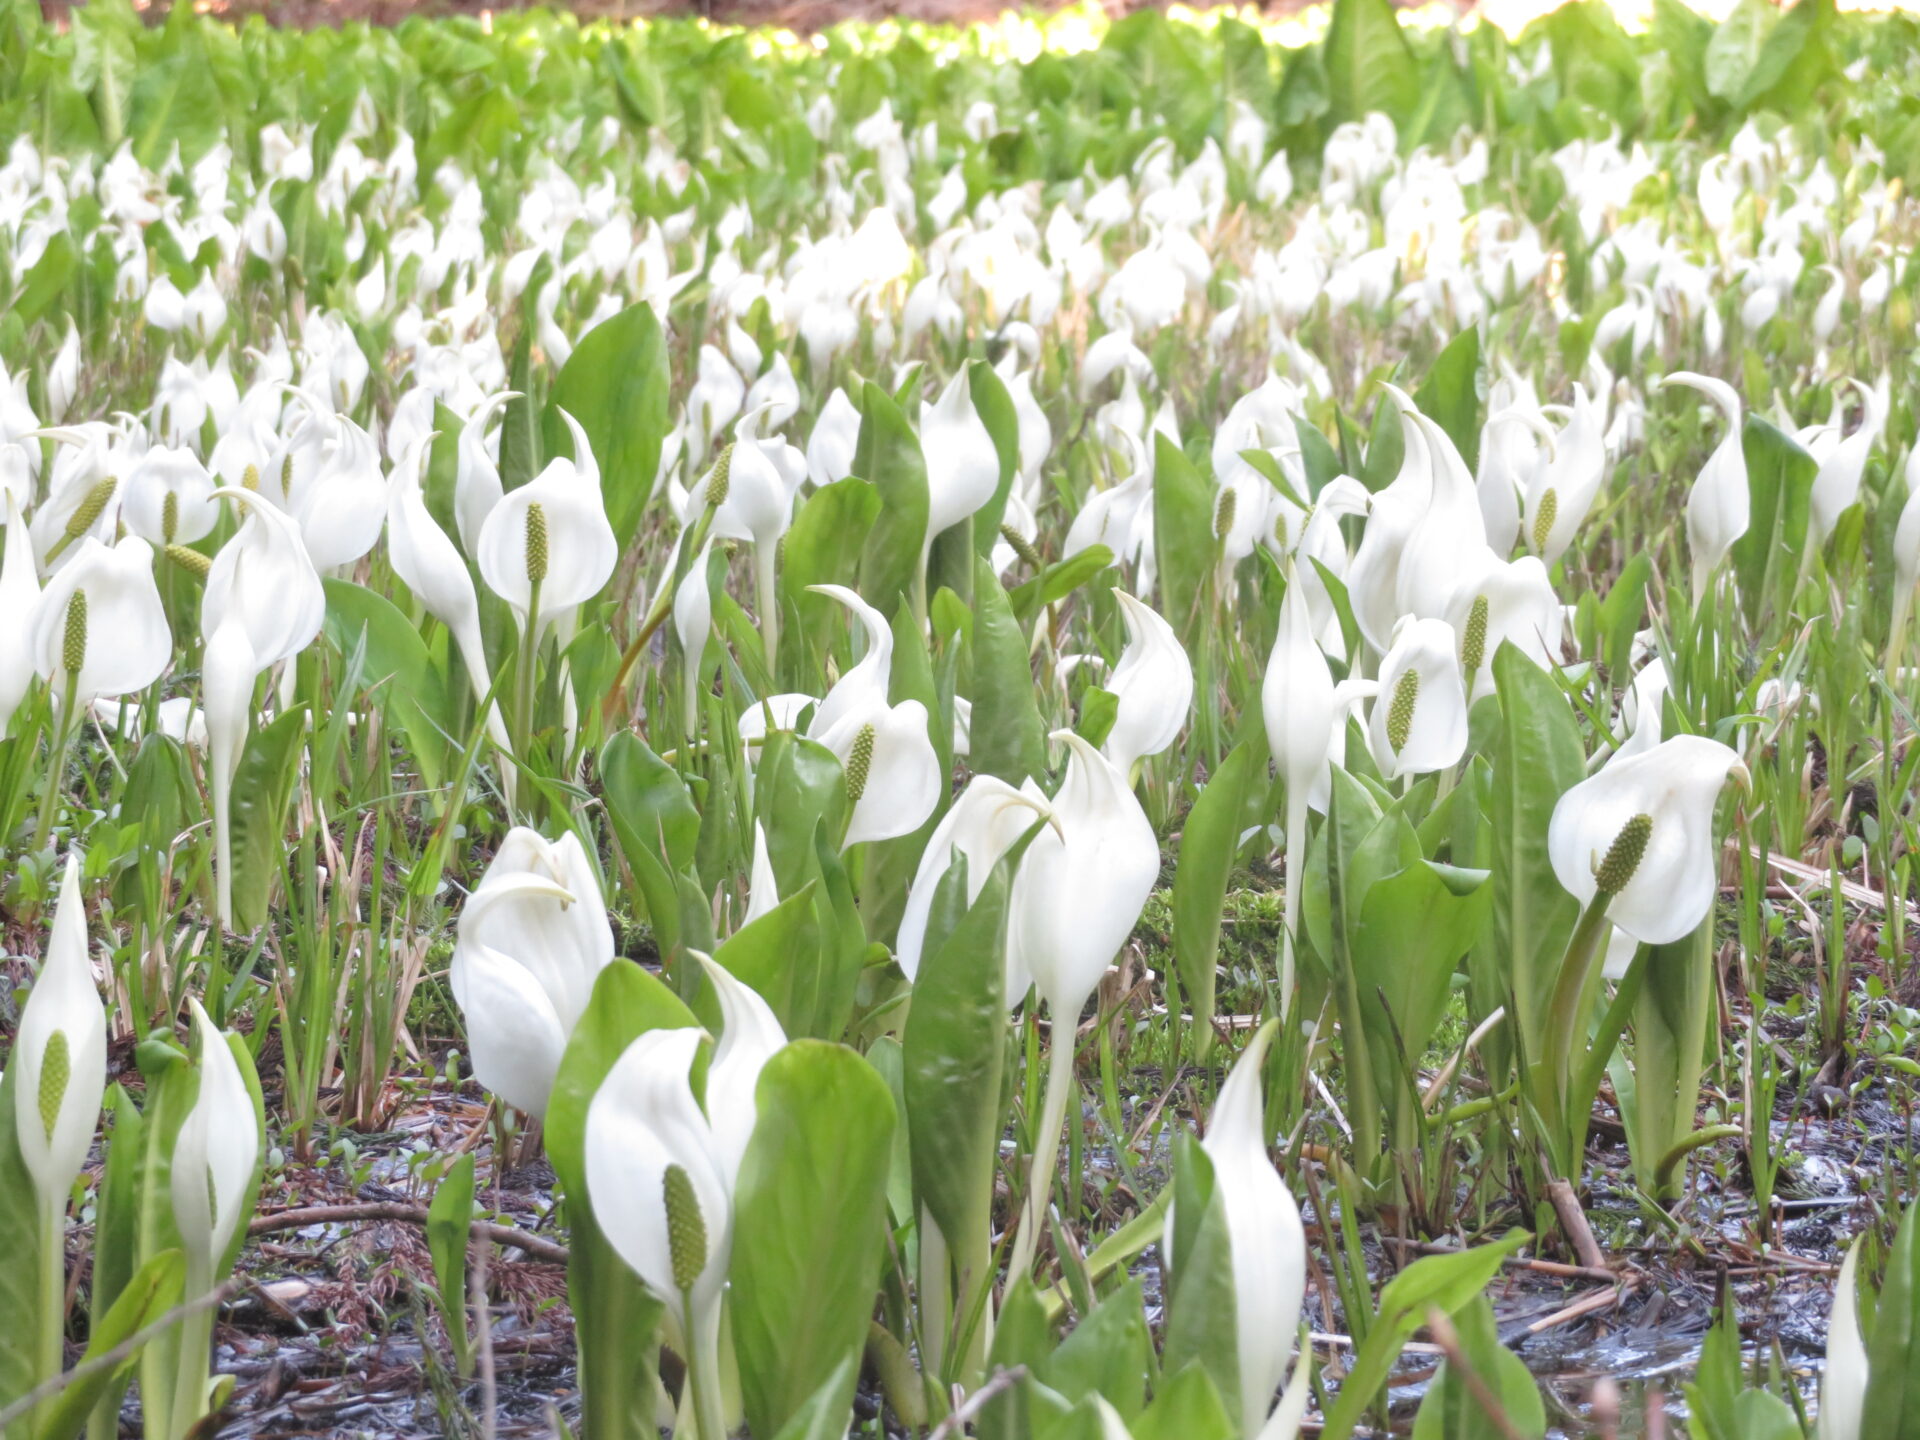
[12,853,106,1218]
[1167,1019,1307,1440]
[919,368,1000,554]
[200,490,325,929]
[476,412,617,624]
[450,828,615,1118]
[1368,616,1469,780]
[1103,590,1192,776]
[1661,372,1748,603]
[896,774,1054,982]
[1817,1239,1867,1440]
[171,1000,262,1286]
[31,536,171,703]
[1547,734,1747,945]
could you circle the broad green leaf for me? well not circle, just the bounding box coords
[969,554,1046,785]
[1729,415,1817,630]
[0,1063,48,1434]
[322,578,453,788]
[543,301,670,550]
[854,381,929,623]
[1161,1136,1242,1434]
[228,706,308,933]
[1489,645,1583,1063]
[1411,1296,1546,1439]
[1152,434,1213,652]
[427,1154,476,1375]
[1323,0,1419,127]
[731,1042,895,1440]
[32,1249,187,1440]
[1171,734,1265,1059]
[1862,1199,1920,1440]
[1046,1280,1151,1419]
[1320,1232,1531,1440]
[1413,329,1482,473]
[903,858,1012,1345]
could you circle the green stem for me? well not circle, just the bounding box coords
[1544,898,1615,1109]
[37,1201,63,1417]
[513,579,542,808]
[755,541,780,677]
[682,1296,724,1440]
[169,1259,217,1440]
[32,672,80,855]
[1007,1014,1077,1281]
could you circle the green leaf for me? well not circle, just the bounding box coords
[1489,645,1584,1063]
[32,1249,188,1440]
[11,231,73,328]
[0,1062,48,1430]
[427,1154,476,1375]
[1413,329,1482,474]
[1151,434,1213,653]
[1320,1232,1531,1440]
[543,301,670,550]
[731,1042,896,1440]
[1046,1280,1151,1419]
[1411,1296,1546,1439]
[1862,1199,1920,1440]
[1161,1136,1242,1433]
[1008,546,1116,618]
[546,963,695,1440]
[228,706,308,932]
[1351,858,1490,1148]
[1134,1364,1236,1440]
[1171,734,1265,1059]
[969,360,1022,555]
[903,857,1012,1345]
[499,323,539,492]
[783,478,882,647]
[712,887,818,1037]
[322,578,453,788]
[767,1357,863,1440]
[1728,415,1817,630]
[1323,0,1419,127]
[969,554,1047,785]
[854,381,930,623]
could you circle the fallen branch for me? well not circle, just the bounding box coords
[1524,1284,1628,1335]
[248,1203,569,1265]
[1546,1179,1611,1272]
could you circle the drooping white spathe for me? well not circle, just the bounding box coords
[1661,372,1748,602]
[1817,1239,1867,1440]
[919,368,1001,555]
[450,828,616,1118]
[0,490,40,734]
[200,490,326,929]
[1102,590,1192,776]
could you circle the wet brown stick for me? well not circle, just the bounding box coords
[248,1202,569,1265]
[1546,1178,1610,1271]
